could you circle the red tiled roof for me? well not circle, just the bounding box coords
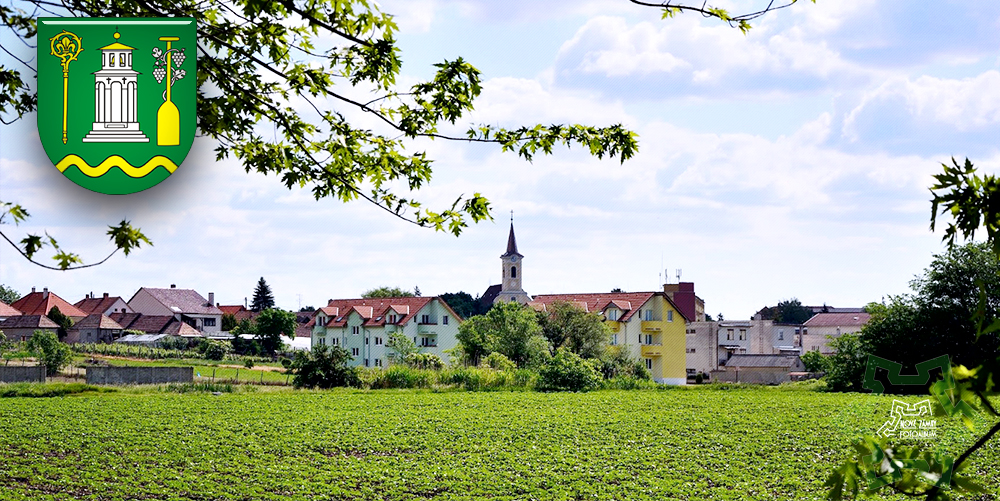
[319,297,460,328]
[530,292,659,322]
[72,314,124,330]
[133,288,223,315]
[12,290,87,318]
[110,312,192,335]
[217,305,256,322]
[74,294,126,315]
[803,312,871,327]
[0,315,59,330]
[0,301,22,317]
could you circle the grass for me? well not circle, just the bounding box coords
[0,382,115,398]
[0,388,996,500]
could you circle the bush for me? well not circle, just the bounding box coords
[288,345,360,389]
[597,347,650,381]
[481,352,516,372]
[404,352,445,370]
[0,383,112,398]
[367,366,434,389]
[825,333,868,392]
[199,339,230,361]
[601,376,657,390]
[25,330,72,375]
[537,349,601,392]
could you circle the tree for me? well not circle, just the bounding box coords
[386,331,418,364]
[286,345,360,389]
[0,284,21,305]
[628,0,812,34]
[755,298,813,323]
[221,313,238,332]
[536,300,610,359]
[823,332,867,393]
[610,288,625,293]
[440,292,481,319]
[251,277,276,312]
[413,286,421,297]
[457,302,548,368]
[253,308,297,355]
[2,1,638,251]
[537,349,602,392]
[46,306,73,340]
[800,350,830,373]
[25,330,72,375]
[362,286,413,298]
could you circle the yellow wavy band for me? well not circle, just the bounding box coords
[55,155,178,178]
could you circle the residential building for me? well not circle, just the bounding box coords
[663,282,705,322]
[685,321,719,376]
[12,287,88,321]
[127,285,223,333]
[0,315,60,342]
[310,296,462,368]
[717,316,803,367]
[801,312,871,355]
[529,292,689,385]
[65,314,124,344]
[0,301,22,321]
[110,312,202,337]
[712,354,805,385]
[75,292,134,316]
[217,304,256,323]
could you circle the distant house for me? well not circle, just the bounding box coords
[712,354,805,385]
[717,317,803,367]
[217,304,256,323]
[530,291,689,385]
[0,315,60,342]
[74,292,133,316]
[11,287,88,321]
[801,312,871,355]
[0,301,22,322]
[127,286,223,333]
[65,314,124,344]
[310,296,462,368]
[110,312,202,337]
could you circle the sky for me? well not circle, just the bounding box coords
[2,0,999,319]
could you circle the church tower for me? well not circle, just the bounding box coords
[497,218,531,305]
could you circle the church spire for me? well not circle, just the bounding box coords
[505,222,518,256]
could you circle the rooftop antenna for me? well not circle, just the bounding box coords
[511,210,514,223]
[676,269,682,283]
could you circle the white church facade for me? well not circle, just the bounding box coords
[82,32,149,143]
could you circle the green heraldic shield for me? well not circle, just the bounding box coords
[37,18,195,195]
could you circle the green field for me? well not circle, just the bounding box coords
[0,388,997,500]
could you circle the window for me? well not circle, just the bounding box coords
[686,348,696,353]
[778,330,784,340]
[364,359,369,367]
[443,315,449,325]
[610,333,618,345]
[351,347,359,357]
[204,318,216,327]
[388,314,397,323]
[119,53,125,66]
[667,311,673,322]
[727,329,734,340]
[331,338,339,346]
[375,337,383,345]
[375,359,383,367]
[110,54,115,67]
[607,309,619,321]
[643,309,653,321]
[739,329,746,340]
[317,337,326,346]
[352,326,360,335]
[511,296,516,301]
[645,358,653,370]
[365,337,369,345]
[420,314,432,324]
[510,266,517,278]
[645,334,653,345]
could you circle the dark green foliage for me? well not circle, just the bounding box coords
[361,286,413,298]
[46,306,73,340]
[288,345,360,389]
[823,333,867,393]
[158,336,190,352]
[457,302,549,368]
[536,301,609,359]
[481,352,516,372]
[403,352,444,370]
[221,313,237,332]
[25,330,72,375]
[596,347,650,380]
[930,157,1000,255]
[161,382,235,394]
[756,298,814,324]
[251,277,275,312]
[537,349,602,392]
[0,382,112,398]
[800,350,830,373]
[198,339,230,361]
[253,308,296,355]
[440,291,482,319]
[386,332,418,363]
[0,284,20,304]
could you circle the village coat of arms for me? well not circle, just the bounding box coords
[37,18,195,194]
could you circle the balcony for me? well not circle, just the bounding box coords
[605,321,621,332]
[641,321,662,332]
[641,344,663,357]
[417,326,438,335]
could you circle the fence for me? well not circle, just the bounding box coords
[86,366,193,385]
[0,366,46,383]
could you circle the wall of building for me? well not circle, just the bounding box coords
[685,321,718,375]
[711,367,791,385]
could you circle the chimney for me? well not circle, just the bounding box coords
[42,287,49,299]
[32,287,36,293]
[170,284,176,289]
[208,292,215,305]
[103,292,109,299]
